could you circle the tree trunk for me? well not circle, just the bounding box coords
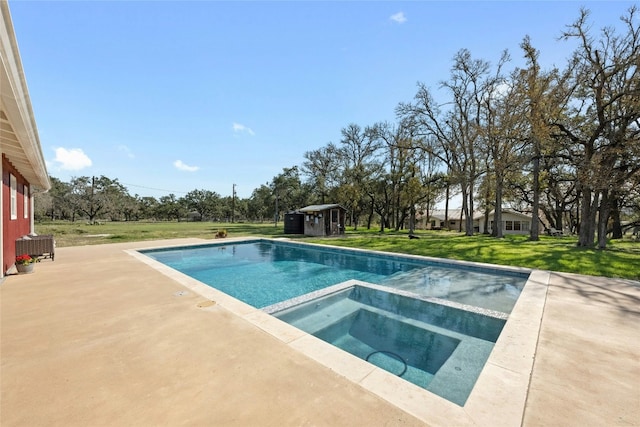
[577,188,598,247]
[610,195,623,239]
[554,199,564,231]
[493,208,503,238]
[367,198,374,230]
[459,184,467,233]
[484,206,491,235]
[597,190,611,249]
[465,182,475,236]
[444,182,450,230]
[493,174,503,238]
[409,204,416,235]
[530,150,540,241]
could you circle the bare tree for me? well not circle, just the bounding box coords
[398,49,493,236]
[338,123,382,230]
[553,7,640,248]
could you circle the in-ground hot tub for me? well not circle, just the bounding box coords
[266,282,507,406]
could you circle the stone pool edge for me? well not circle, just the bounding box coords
[126,237,549,427]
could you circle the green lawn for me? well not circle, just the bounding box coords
[35,221,640,281]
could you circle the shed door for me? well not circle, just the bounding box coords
[324,213,331,235]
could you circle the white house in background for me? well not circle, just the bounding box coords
[1,2,51,278]
[478,209,542,235]
[417,209,481,232]
[417,208,541,236]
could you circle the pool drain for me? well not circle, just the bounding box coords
[173,290,190,297]
[365,350,408,377]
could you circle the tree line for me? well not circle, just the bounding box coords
[36,7,639,249]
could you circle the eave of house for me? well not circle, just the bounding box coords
[0,2,50,192]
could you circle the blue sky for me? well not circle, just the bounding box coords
[8,1,637,200]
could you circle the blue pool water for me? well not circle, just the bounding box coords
[141,240,528,313]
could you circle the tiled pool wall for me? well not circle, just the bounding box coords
[267,282,507,341]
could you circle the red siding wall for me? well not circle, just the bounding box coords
[2,155,31,273]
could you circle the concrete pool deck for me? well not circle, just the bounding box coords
[1,238,639,426]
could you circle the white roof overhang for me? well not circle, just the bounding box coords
[0,2,50,192]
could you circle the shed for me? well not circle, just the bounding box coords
[298,204,347,237]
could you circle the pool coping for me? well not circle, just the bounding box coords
[126,237,550,426]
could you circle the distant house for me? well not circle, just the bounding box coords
[1,3,51,277]
[417,209,481,232]
[479,209,542,235]
[298,204,346,237]
[417,208,541,235]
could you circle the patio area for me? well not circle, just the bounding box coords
[1,239,638,426]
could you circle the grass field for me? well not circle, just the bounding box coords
[35,220,640,281]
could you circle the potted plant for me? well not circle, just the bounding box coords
[15,254,36,274]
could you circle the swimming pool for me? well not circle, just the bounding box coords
[140,239,530,406]
[132,238,546,421]
[141,239,528,313]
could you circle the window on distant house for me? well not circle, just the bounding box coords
[24,184,29,218]
[522,221,530,231]
[10,174,17,220]
[514,221,521,231]
[430,220,436,227]
[505,221,513,231]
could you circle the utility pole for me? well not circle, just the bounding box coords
[274,192,278,227]
[231,184,236,223]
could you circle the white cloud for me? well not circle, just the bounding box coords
[52,147,92,171]
[232,122,255,136]
[117,144,135,159]
[390,12,407,24]
[173,160,199,172]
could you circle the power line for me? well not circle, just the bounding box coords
[121,183,188,195]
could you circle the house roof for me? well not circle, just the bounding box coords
[299,204,345,213]
[422,209,481,221]
[1,2,50,191]
[422,208,533,221]
[485,208,533,220]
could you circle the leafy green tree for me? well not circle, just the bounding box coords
[69,176,105,223]
[156,194,186,221]
[182,189,221,221]
[301,143,341,204]
[338,123,382,230]
[248,184,274,222]
[271,166,310,223]
[138,196,160,220]
[35,176,73,220]
[517,37,560,240]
